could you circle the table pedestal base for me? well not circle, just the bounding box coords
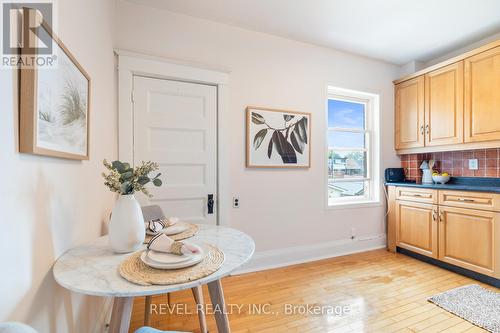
[109,280,230,333]
[208,279,231,333]
[109,297,134,333]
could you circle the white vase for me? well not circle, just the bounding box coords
[108,194,145,253]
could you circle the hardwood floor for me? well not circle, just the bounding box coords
[129,249,494,332]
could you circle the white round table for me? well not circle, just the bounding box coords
[53,225,255,333]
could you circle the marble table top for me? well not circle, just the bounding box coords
[53,225,255,297]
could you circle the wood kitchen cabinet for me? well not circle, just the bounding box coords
[395,76,425,149]
[438,206,498,277]
[395,200,438,258]
[464,45,500,143]
[388,186,500,280]
[393,40,500,153]
[425,62,464,146]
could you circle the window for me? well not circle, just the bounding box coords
[327,87,380,206]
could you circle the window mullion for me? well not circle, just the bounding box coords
[328,128,366,133]
[328,147,367,152]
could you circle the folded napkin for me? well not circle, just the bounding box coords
[142,205,182,235]
[145,218,166,234]
[144,216,181,235]
[147,233,199,255]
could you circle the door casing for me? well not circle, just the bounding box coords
[116,50,230,225]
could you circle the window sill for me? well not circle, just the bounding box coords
[327,200,382,210]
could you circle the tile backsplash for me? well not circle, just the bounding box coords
[401,148,500,182]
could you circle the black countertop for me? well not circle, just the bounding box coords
[385,177,500,193]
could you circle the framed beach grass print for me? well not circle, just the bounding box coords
[19,8,91,160]
[246,106,311,168]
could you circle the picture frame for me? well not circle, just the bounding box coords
[19,7,91,160]
[246,106,311,168]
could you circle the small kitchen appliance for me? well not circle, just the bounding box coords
[385,168,406,183]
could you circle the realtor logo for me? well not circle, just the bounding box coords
[3,2,52,54]
[1,1,55,68]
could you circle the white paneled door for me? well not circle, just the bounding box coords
[133,76,217,225]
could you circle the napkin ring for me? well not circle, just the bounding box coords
[170,241,184,255]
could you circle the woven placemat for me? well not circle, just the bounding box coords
[119,245,225,286]
[144,223,199,243]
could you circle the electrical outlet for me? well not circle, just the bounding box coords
[233,197,240,208]
[468,159,478,170]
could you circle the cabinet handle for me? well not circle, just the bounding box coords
[420,125,424,135]
[432,211,437,221]
[439,211,444,222]
[425,124,429,134]
[457,198,475,202]
[410,193,430,198]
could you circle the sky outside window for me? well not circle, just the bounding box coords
[328,99,365,148]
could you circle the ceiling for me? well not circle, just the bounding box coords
[127,0,500,65]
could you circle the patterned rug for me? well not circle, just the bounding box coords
[428,284,500,333]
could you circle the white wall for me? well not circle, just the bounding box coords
[0,0,117,332]
[397,31,500,77]
[423,31,500,68]
[115,1,401,270]
[398,60,425,77]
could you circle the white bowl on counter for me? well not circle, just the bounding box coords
[432,175,450,184]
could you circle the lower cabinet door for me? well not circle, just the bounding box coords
[396,201,438,258]
[438,206,497,277]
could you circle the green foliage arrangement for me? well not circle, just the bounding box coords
[102,159,162,197]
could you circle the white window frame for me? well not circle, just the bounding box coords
[326,86,380,208]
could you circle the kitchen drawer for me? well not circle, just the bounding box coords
[438,190,500,212]
[396,187,437,204]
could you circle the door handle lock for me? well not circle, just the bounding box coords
[207,194,215,214]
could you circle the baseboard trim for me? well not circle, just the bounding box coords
[397,247,500,288]
[233,234,387,275]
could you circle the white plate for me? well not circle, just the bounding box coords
[147,251,192,264]
[147,243,204,264]
[141,244,206,269]
[163,223,189,235]
[141,252,205,269]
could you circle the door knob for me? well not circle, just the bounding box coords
[207,194,214,214]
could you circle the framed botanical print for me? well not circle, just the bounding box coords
[246,106,311,168]
[19,8,91,160]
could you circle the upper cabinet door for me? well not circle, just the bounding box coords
[425,62,464,146]
[395,76,425,149]
[464,46,500,143]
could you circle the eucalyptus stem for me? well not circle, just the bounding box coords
[264,120,300,132]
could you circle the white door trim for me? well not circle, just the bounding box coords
[116,50,230,226]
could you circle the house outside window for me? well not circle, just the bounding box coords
[327,87,380,207]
